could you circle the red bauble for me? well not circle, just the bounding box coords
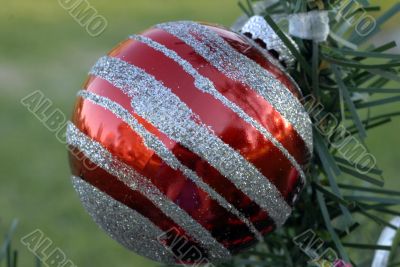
[67,21,312,265]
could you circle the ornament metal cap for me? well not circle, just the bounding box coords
[240,15,298,69]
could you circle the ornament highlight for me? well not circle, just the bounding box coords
[67,20,313,264]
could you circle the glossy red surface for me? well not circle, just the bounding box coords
[69,23,309,263]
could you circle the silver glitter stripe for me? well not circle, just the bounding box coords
[71,176,175,264]
[67,122,230,260]
[76,90,264,242]
[130,34,306,184]
[89,56,292,226]
[156,21,313,154]
[242,35,304,99]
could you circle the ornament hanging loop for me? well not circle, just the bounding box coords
[240,15,298,69]
[239,12,329,69]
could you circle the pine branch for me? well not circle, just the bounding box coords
[0,220,39,267]
[220,0,400,266]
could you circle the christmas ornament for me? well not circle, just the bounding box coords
[67,19,313,265]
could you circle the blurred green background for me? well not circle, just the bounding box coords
[0,1,399,266]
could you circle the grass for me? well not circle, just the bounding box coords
[0,0,399,266]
